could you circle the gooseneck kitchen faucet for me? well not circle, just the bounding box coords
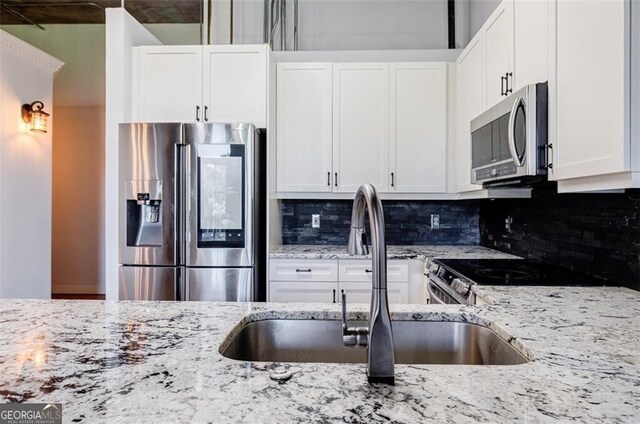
[342,184,395,385]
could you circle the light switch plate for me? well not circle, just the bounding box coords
[312,214,321,228]
[431,214,440,229]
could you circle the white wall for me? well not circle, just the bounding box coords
[144,23,201,45]
[2,25,108,295]
[104,8,161,300]
[52,106,105,294]
[213,0,450,50]
[469,0,501,38]
[0,30,63,299]
[0,24,105,107]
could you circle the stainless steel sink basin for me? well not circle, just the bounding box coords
[220,319,530,365]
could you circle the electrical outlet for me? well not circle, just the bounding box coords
[312,214,321,228]
[505,216,513,233]
[430,214,440,229]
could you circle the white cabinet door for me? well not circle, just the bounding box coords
[203,45,267,127]
[513,0,548,91]
[389,63,447,193]
[333,63,389,193]
[339,282,408,304]
[133,46,203,122]
[269,281,338,303]
[277,63,333,192]
[551,0,629,180]
[484,0,514,108]
[456,37,486,193]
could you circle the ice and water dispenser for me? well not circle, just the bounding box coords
[125,181,163,247]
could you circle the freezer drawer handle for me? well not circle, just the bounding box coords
[295,268,312,273]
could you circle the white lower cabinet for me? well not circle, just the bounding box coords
[269,258,413,304]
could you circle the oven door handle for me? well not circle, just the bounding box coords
[427,279,446,304]
[508,97,526,167]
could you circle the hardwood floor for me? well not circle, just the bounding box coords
[51,293,106,300]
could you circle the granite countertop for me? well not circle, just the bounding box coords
[269,245,520,260]
[1,287,639,423]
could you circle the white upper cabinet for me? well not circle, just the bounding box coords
[551,0,631,183]
[203,45,268,127]
[389,63,448,193]
[513,0,549,91]
[459,0,548,115]
[276,61,452,197]
[132,44,267,127]
[276,63,333,192]
[133,46,203,122]
[484,0,514,108]
[332,63,390,193]
[456,37,486,193]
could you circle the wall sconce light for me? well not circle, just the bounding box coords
[21,101,50,133]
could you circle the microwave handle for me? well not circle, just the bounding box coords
[508,97,526,167]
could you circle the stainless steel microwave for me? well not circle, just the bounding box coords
[470,82,548,186]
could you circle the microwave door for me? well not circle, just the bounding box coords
[186,138,253,267]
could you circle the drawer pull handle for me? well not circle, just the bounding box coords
[365,269,373,273]
[295,268,312,273]
[332,289,336,303]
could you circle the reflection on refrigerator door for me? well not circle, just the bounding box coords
[119,266,179,301]
[187,268,253,301]
[185,123,255,268]
[118,123,181,267]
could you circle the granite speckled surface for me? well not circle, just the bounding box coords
[269,244,521,261]
[1,287,639,423]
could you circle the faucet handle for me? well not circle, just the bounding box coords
[341,290,368,348]
[341,290,350,332]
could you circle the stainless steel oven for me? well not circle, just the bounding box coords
[424,260,477,305]
[471,82,548,186]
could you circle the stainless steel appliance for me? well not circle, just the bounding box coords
[118,123,266,301]
[425,258,607,305]
[470,82,548,186]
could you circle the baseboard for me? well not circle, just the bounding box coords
[52,284,105,295]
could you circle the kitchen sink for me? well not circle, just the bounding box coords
[220,319,530,365]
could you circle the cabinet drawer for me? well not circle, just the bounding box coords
[269,259,338,282]
[339,282,409,304]
[269,281,338,303]
[338,259,408,282]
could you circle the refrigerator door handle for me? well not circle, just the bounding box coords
[175,267,186,301]
[174,143,184,266]
[184,143,192,264]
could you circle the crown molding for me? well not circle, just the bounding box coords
[0,30,64,73]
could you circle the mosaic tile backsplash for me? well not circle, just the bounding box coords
[281,200,480,245]
[480,184,640,290]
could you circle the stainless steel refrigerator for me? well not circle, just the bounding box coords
[118,123,266,301]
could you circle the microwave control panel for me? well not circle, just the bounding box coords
[475,162,517,182]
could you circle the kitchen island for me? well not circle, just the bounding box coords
[0,287,638,423]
